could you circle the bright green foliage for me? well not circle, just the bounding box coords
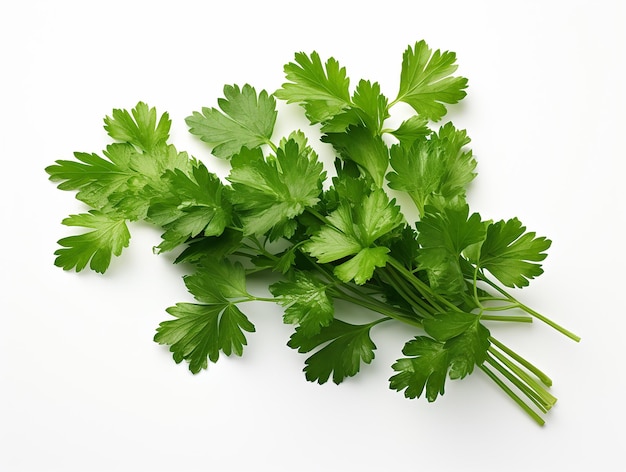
[53,210,130,273]
[423,311,483,341]
[270,271,334,335]
[104,102,171,152]
[334,247,390,285]
[416,205,486,295]
[388,138,447,214]
[390,312,489,401]
[395,40,468,121]
[227,138,325,239]
[304,189,403,284]
[147,164,231,252]
[387,123,475,215]
[183,259,250,301]
[173,228,243,265]
[389,337,449,401]
[156,303,254,373]
[46,143,193,217]
[351,80,390,133]
[323,125,389,187]
[436,123,476,200]
[288,319,378,384]
[474,218,552,288]
[322,80,390,134]
[47,41,576,425]
[275,51,351,124]
[389,115,430,148]
[186,84,277,159]
[154,260,255,373]
[47,104,196,271]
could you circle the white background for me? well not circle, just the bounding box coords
[2,1,625,471]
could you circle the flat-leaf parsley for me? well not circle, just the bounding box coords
[46,41,579,425]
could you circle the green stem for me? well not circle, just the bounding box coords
[328,286,423,328]
[265,139,278,153]
[484,355,549,415]
[481,314,533,323]
[488,347,557,409]
[337,280,420,320]
[305,207,332,226]
[489,337,553,387]
[480,274,580,342]
[480,304,526,312]
[479,364,545,426]
[518,301,581,342]
[380,267,435,318]
[387,257,460,313]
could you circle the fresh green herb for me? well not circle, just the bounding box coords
[46,40,579,425]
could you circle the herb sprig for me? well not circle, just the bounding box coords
[46,40,579,425]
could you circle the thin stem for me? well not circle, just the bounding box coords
[481,273,581,342]
[481,314,533,323]
[387,257,459,313]
[336,280,420,320]
[265,139,278,153]
[479,364,545,426]
[489,337,553,387]
[473,265,482,308]
[380,267,435,318]
[518,302,581,342]
[328,286,423,328]
[483,355,549,416]
[305,207,332,226]
[388,97,402,109]
[488,347,557,409]
[480,304,525,312]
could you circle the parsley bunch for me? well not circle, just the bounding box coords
[46,40,579,425]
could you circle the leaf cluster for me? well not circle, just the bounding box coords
[47,41,577,425]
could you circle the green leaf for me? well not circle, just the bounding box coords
[155,302,255,373]
[395,40,468,121]
[326,170,374,211]
[147,164,231,252]
[270,271,334,336]
[154,258,254,373]
[228,138,325,238]
[104,101,171,152]
[423,311,481,341]
[352,80,390,133]
[416,205,486,295]
[436,123,476,201]
[304,189,403,284]
[322,125,389,188]
[186,84,277,158]
[173,229,243,265]
[390,315,489,401]
[183,259,250,302]
[388,225,421,270]
[273,246,298,274]
[387,139,445,215]
[334,247,390,285]
[322,80,390,134]
[304,205,363,262]
[388,115,431,148]
[475,218,552,288]
[387,124,475,215]
[389,337,448,401]
[46,148,130,210]
[275,51,351,124]
[288,319,378,384]
[418,205,486,256]
[46,141,195,219]
[54,210,130,273]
